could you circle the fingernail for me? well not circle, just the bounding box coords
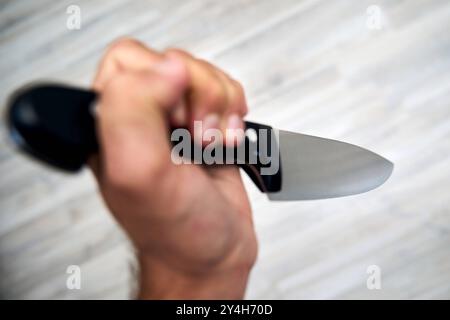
[171,100,187,126]
[203,113,220,131]
[227,113,243,130]
[193,113,220,145]
[225,113,245,146]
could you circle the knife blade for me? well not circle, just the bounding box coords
[5,83,393,201]
[269,129,393,200]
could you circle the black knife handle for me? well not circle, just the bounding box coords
[6,83,282,192]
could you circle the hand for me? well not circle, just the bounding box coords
[89,39,257,299]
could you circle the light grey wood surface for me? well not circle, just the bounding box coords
[0,0,449,299]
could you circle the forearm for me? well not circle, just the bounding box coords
[137,255,251,299]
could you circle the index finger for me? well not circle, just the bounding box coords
[93,38,163,90]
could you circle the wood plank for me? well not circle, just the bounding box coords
[0,0,449,299]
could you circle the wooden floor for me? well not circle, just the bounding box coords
[1,0,449,299]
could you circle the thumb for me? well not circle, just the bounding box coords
[96,55,188,191]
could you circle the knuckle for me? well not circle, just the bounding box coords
[204,81,227,109]
[107,37,140,54]
[232,80,248,115]
[232,79,244,96]
[197,58,214,70]
[102,38,142,64]
[164,48,191,60]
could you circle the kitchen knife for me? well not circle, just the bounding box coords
[5,83,393,200]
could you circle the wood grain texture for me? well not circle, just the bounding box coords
[0,0,449,299]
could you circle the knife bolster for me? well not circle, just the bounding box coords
[238,121,282,193]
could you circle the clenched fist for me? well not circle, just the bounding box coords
[88,38,257,299]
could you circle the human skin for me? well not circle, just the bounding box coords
[88,38,257,299]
